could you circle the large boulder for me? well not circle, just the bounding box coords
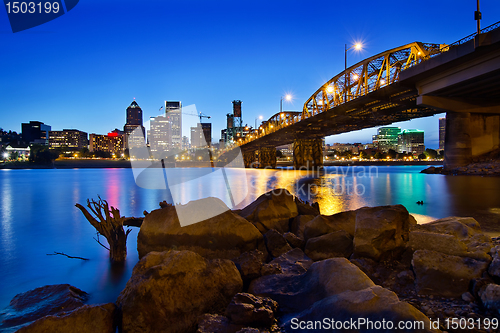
[412,250,489,297]
[303,210,357,241]
[117,250,243,333]
[239,189,298,233]
[248,258,374,314]
[16,303,117,333]
[407,217,492,260]
[353,205,412,261]
[281,286,438,333]
[305,230,353,261]
[0,284,88,329]
[137,197,266,259]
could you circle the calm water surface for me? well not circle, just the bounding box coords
[1,166,499,309]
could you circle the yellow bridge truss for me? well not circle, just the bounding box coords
[303,42,442,118]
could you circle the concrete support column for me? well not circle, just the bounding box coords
[444,111,500,170]
[293,138,323,169]
[243,151,256,168]
[258,147,277,169]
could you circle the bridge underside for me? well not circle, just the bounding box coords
[233,27,500,169]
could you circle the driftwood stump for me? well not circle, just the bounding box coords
[75,197,131,263]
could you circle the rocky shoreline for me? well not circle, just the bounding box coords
[2,190,500,332]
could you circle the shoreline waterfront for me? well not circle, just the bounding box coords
[0,159,444,170]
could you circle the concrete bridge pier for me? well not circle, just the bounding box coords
[243,151,256,168]
[444,111,500,170]
[293,138,323,169]
[258,147,277,168]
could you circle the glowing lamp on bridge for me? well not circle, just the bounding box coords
[380,79,386,85]
[352,74,359,81]
[317,100,323,105]
[326,85,334,93]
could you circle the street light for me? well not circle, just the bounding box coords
[345,42,362,102]
[280,94,292,114]
[255,115,263,129]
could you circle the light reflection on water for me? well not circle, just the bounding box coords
[0,166,499,310]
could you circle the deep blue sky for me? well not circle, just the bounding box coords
[1,0,499,148]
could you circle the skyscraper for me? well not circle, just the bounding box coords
[165,101,182,149]
[124,100,145,150]
[439,117,446,150]
[148,116,172,158]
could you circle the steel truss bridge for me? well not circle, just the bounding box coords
[225,21,500,154]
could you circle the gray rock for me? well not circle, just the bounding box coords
[16,303,117,333]
[267,248,313,275]
[480,284,500,313]
[412,250,489,297]
[305,230,353,261]
[233,250,266,282]
[197,314,234,333]
[137,197,266,260]
[264,229,292,258]
[0,284,88,329]
[260,263,283,276]
[408,217,492,260]
[462,292,475,302]
[117,250,243,333]
[249,258,374,314]
[225,293,278,327]
[239,189,298,233]
[282,286,438,333]
[353,205,412,261]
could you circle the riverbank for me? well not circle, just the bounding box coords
[0,158,443,170]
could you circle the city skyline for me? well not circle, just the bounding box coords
[2,1,500,148]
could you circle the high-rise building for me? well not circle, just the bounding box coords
[49,129,88,150]
[372,127,400,152]
[22,121,51,145]
[165,101,182,149]
[190,123,211,148]
[397,129,425,155]
[124,100,145,150]
[148,116,172,158]
[439,117,446,150]
[89,132,124,156]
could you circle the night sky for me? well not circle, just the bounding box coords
[1,0,499,148]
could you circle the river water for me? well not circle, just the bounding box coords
[0,166,499,309]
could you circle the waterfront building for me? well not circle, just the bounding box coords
[124,100,145,149]
[49,129,88,150]
[21,121,51,145]
[89,132,124,156]
[148,116,172,158]
[397,129,425,155]
[372,127,401,152]
[439,117,446,150]
[165,101,182,149]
